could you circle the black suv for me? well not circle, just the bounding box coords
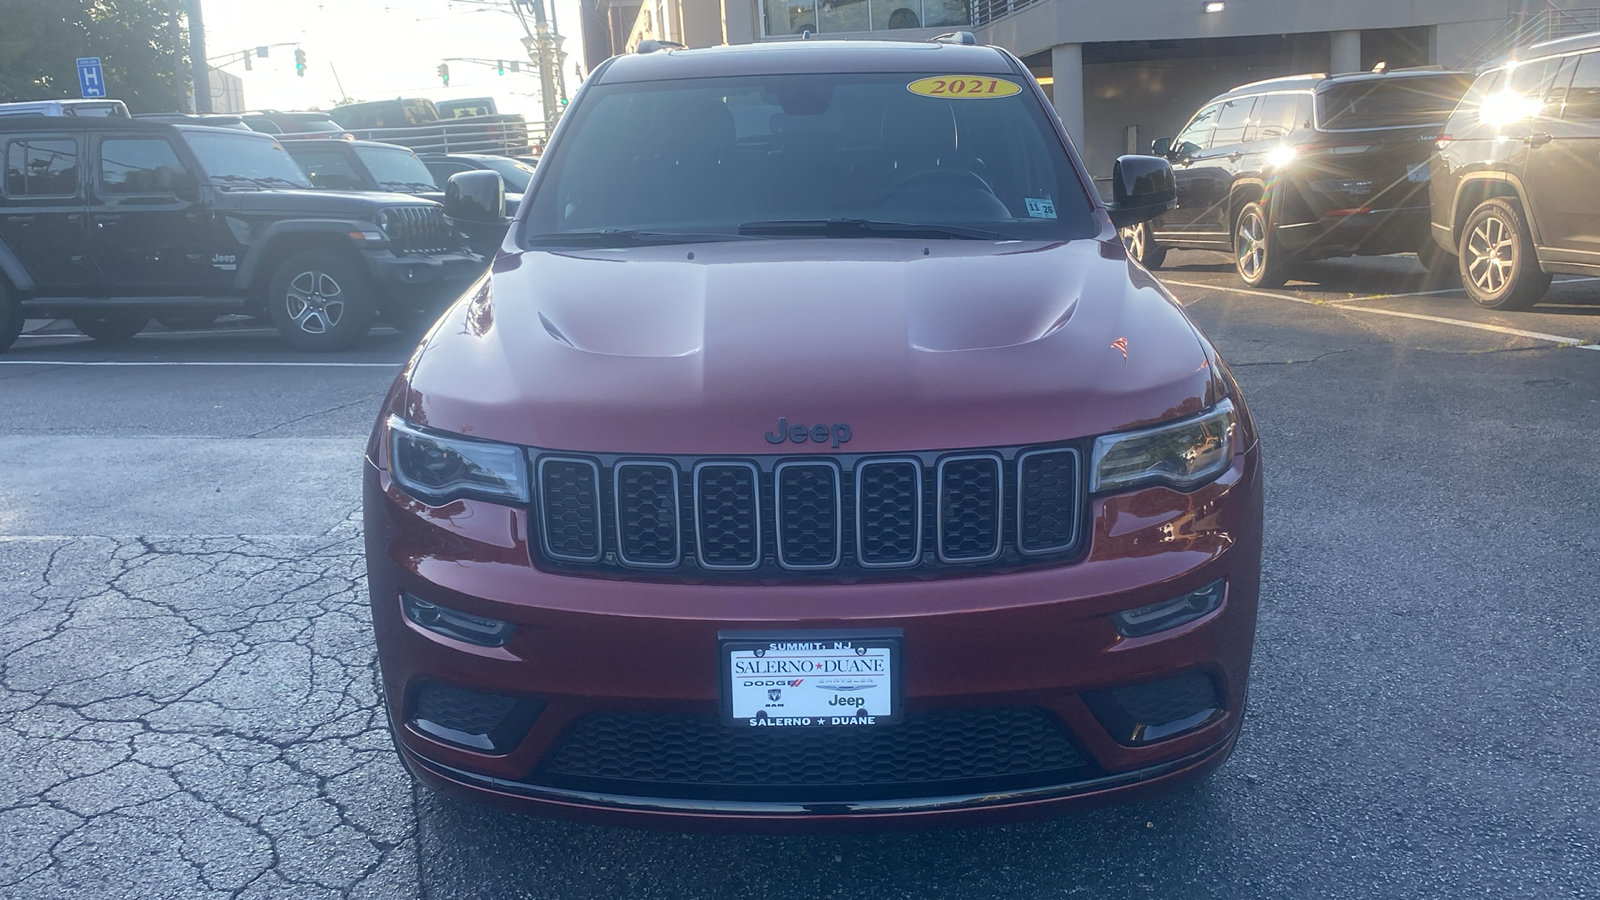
[1131,69,1472,287]
[1430,33,1600,309]
[283,139,443,202]
[0,117,481,351]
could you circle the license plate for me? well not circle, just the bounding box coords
[1407,162,1431,183]
[719,630,902,728]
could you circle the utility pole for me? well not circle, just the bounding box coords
[186,0,213,113]
[519,0,565,135]
[170,0,190,112]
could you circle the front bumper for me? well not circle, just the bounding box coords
[1276,204,1431,259]
[364,248,485,293]
[363,442,1263,830]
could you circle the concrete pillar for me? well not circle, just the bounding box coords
[1051,42,1085,149]
[1330,29,1362,75]
[722,0,756,44]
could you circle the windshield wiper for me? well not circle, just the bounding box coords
[737,218,1008,240]
[211,174,305,189]
[379,181,441,192]
[524,229,758,248]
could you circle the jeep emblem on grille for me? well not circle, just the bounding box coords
[764,417,851,448]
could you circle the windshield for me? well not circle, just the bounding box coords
[280,117,344,134]
[522,72,1096,246]
[1316,74,1475,129]
[353,146,439,191]
[472,156,536,192]
[182,132,312,188]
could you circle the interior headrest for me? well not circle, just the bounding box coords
[881,99,957,160]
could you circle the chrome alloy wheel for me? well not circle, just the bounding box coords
[1236,208,1267,281]
[1465,215,1515,296]
[283,270,346,335]
[1122,222,1147,260]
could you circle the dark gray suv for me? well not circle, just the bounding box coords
[1430,33,1600,309]
[1133,69,1472,288]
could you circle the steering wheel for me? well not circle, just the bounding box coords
[884,167,996,196]
[877,167,1009,220]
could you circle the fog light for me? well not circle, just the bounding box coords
[1085,672,1223,745]
[1111,580,1224,637]
[402,593,515,647]
[410,682,545,753]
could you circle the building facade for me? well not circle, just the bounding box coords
[579,0,1599,179]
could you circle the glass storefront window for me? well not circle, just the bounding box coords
[820,0,870,32]
[923,0,970,27]
[869,0,922,29]
[762,0,969,34]
[765,0,818,35]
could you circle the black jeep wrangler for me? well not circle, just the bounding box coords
[0,116,483,351]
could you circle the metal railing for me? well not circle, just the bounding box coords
[344,118,543,156]
[969,0,1037,29]
[1461,6,1600,70]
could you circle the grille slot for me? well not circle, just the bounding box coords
[937,454,1003,563]
[1017,448,1081,555]
[538,707,1088,799]
[537,457,602,563]
[529,445,1082,578]
[384,206,453,254]
[775,461,842,570]
[614,461,681,568]
[855,459,922,568]
[693,462,760,570]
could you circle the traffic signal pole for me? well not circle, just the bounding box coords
[186,0,212,113]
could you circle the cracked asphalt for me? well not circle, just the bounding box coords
[3,256,1599,899]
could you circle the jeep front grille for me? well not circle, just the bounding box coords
[382,206,454,254]
[531,446,1085,580]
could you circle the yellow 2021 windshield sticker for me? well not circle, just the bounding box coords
[907,76,1022,99]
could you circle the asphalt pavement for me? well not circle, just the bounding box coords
[2,254,1598,899]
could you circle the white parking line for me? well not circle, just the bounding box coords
[16,327,285,339]
[1164,279,1600,350]
[0,360,401,368]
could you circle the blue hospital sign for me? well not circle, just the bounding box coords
[76,58,107,98]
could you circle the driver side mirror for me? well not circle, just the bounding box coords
[1106,155,1178,229]
[174,169,200,201]
[1151,137,1174,158]
[444,170,508,225]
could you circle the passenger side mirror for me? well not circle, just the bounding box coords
[444,170,508,225]
[1151,137,1174,158]
[1105,155,1178,229]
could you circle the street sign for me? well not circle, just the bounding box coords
[76,57,106,98]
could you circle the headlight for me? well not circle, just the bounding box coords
[1091,400,1235,493]
[387,416,529,505]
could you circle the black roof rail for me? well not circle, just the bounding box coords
[635,39,686,54]
[932,31,977,45]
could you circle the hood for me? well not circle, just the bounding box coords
[220,188,439,216]
[403,238,1220,454]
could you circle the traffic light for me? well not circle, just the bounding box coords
[294,48,306,77]
[559,96,568,107]
[437,63,450,86]
[496,59,505,75]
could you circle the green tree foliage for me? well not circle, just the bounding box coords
[0,0,184,112]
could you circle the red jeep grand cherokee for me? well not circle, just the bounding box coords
[363,36,1263,830]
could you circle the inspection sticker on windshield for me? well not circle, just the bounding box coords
[1026,197,1057,219]
[907,76,1022,99]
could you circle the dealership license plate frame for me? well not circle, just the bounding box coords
[718,629,904,728]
